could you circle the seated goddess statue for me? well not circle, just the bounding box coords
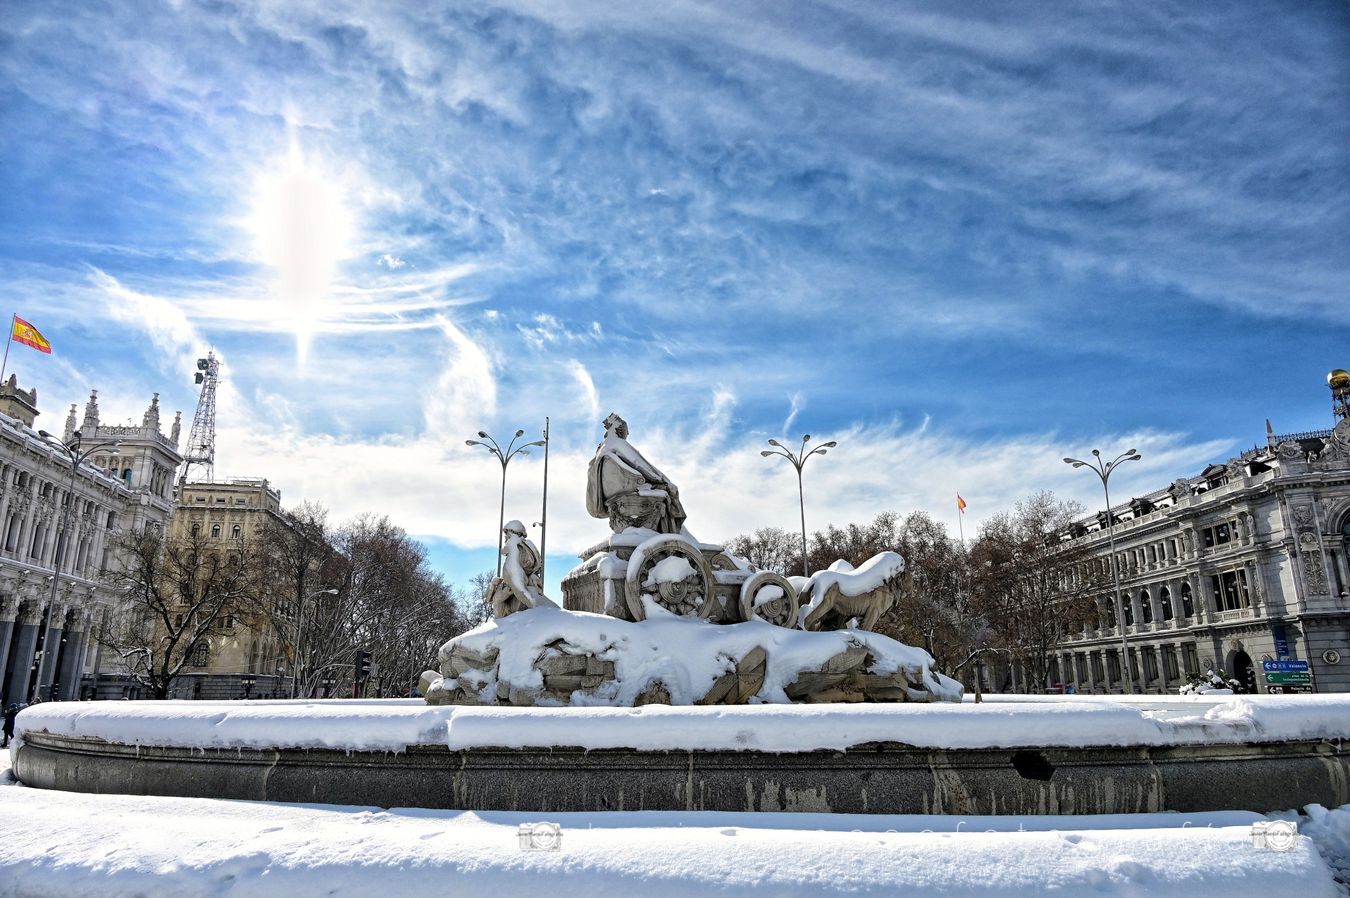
[585,413,688,534]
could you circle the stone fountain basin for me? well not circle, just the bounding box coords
[12,696,1350,815]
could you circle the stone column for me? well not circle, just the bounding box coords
[33,603,66,702]
[85,523,106,578]
[0,596,15,698]
[1334,547,1350,599]
[3,604,41,705]
[1085,651,1098,693]
[40,514,59,566]
[56,612,88,700]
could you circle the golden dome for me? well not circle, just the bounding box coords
[1329,369,1350,388]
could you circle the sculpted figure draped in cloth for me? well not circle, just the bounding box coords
[586,413,688,534]
[487,520,556,618]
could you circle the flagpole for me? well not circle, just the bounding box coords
[0,313,13,389]
[957,495,965,549]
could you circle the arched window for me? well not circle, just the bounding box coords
[122,468,133,483]
[1160,586,1173,621]
[1105,601,1117,628]
[1140,590,1153,624]
[210,524,222,539]
[1181,582,1195,618]
[231,524,242,540]
[1123,597,1135,626]
[190,523,200,538]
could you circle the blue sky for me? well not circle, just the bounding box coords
[2,1,1347,597]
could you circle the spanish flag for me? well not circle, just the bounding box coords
[11,316,52,354]
[957,494,967,514]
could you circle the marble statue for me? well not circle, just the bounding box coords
[799,552,906,632]
[420,414,963,708]
[486,520,554,618]
[585,413,687,534]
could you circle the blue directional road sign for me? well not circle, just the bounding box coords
[1262,660,1310,672]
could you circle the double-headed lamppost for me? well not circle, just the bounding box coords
[1063,447,1142,694]
[36,429,121,701]
[761,434,837,577]
[467,429,546,577]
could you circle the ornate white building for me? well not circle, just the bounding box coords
[1050,371,1350,695]
[0,379,181,703]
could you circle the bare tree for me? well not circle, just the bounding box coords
[456,570,493,626]
[724,527,798,574]
[99,526,260,699]
[805,511,902,573]
[337,514,469,697]
[250,501,348,695]
[969,491,1100,693]
[877,511,987,678]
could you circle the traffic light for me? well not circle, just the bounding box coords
[354,651,372,684]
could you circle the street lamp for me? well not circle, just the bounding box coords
[1064,447,1142,694]
[35,429,121,701]
[466,429,546,577]
[240,674,256,700]
[761,434,837,577]
[290,587,339,699]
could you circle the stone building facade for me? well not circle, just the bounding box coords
[0,380,181,703]
[1048,374,1350,695]
[164,477,293,700]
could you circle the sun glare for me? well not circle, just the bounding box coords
[248,145,355,363]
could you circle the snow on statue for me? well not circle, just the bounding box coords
[487,520,556,619]
[586,412,688,534]
[420,413,962,707]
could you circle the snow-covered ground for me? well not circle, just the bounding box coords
[0,768,1345,898]
[14,693,1350,754]
[8,696,1350,896]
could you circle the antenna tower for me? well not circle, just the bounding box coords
[180,351,220,484]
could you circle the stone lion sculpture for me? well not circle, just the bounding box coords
[798,552,906,631]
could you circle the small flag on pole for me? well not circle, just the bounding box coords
[11,316,52,354]
[957,494,967,514]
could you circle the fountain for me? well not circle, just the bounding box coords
[419,412,960,708]
[10,415,1350,815]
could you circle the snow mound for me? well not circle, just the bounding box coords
[423,604,961,707]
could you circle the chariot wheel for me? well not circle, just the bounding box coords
[624,535,717,621]
[738,571,800,629]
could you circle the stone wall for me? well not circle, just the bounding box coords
[16,730,1349,816]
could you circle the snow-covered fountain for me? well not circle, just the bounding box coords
[10,414,1350,817]
[418,412,961,708]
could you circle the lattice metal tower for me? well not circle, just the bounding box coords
[180,352,220,484]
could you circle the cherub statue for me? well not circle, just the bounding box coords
[585,413,688,533]
[487,520,556,619]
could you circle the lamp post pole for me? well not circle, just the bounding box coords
[1064,448,1142,694]
[539,418,550,585]
[467,429,546,577]
[761,434,837,577]
[36,430,121,701]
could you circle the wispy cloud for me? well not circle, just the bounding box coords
[1,0,1344,591]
